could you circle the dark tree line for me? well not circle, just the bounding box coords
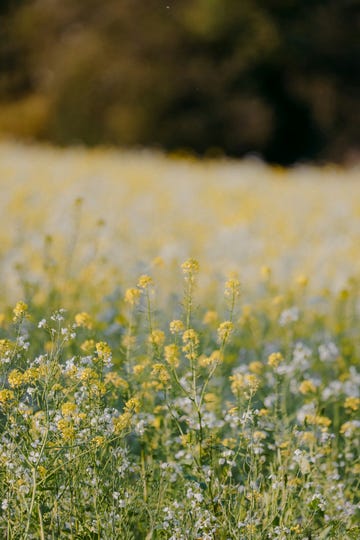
[0,0,359,164]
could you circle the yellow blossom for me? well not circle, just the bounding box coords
[124,287,141,305]
[8,369,23,388]
[224,277,241,298]
[244,374,260,393]
[0,389,15,405]
[305,414,331,428]
[149,329,165,347]
[79,367,98,382]
[300,432,317,445]
[80,339,96,352]
[104,372,128,389]
[125,397,141,413]
[268,352,284,368]
[95,341,112,361]
[182,328,199,361]
[169,319,185,334]
[92,436,105,446]
[296,274,308,287]
[299,380,317,394]
[199,350,222,367]
[61,402,77,417]
[164,344,180,368]
[249,361,264,374]
[113,411,131,434]
[340,421,359,436]
[202,310,218,325]
[253,430,267,441]
[261,266,271,280]
[151,363,170,385]
[13,301,28,322]
[181,258,199,276]
[74,312,93,329]
[217,321,234,343]
[344,396,360,412]
[57,419,75,441]
[230,373,245,393]
[137,274,153,289]
[133,364,145,376]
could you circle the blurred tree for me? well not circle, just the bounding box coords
[0,0,358,163]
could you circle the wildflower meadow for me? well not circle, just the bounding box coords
[0,143,359,539]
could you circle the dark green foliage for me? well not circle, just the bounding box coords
[0,0,358,164]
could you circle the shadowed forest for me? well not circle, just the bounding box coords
[1,0,358,164]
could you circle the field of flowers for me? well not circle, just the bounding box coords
[0,142,359,539]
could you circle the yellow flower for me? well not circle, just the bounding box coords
[22,367,40,384]
[79,367,98,382]
[80,339,96,352]
[249,361,264,374]
[74,312,93,329]
[181,258,199,276]
[268,352,284,368]
[133,364,145,376]
[113,407,132,434]
[57,419,75,441]
[124,288,141,305]
[224,277,241,298]
[182,329,199,361]
[305,414,331,428]
[151,363,170,385]
[105,372,128,388]
[230,373,245,393]
[299,380,317,394]
[182,328,199,345]
[217,321,234,343]
[95,341,112,361]
[169,319,185,334]
[0,389,15,405]
[92,436,105,447]
[8,369,23,388]
[202,310,218,325]
[261,266,271,280]
[0,339,12,355]
[340,421,359,436]
[296,274,308,287]
[344,396,360,412]
[164,344,180,368]
[299,432,316,445]
[244,374,260,393]
[253,430,267,441]
[199,350,222,367]
[125,397,141,413]
[137,275,153,289]
[61,402,77,417]
[230,373,260,395]
[149,329,165,347]
[13,301,28,322]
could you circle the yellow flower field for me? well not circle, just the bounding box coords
[0,142,359,539]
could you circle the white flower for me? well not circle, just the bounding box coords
[279,307,299,326]
[319,342,339,362]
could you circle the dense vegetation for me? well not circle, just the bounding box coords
[0,144,359,538]
[0,1,358,164]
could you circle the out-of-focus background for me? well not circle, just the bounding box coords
[1,0,358,165]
